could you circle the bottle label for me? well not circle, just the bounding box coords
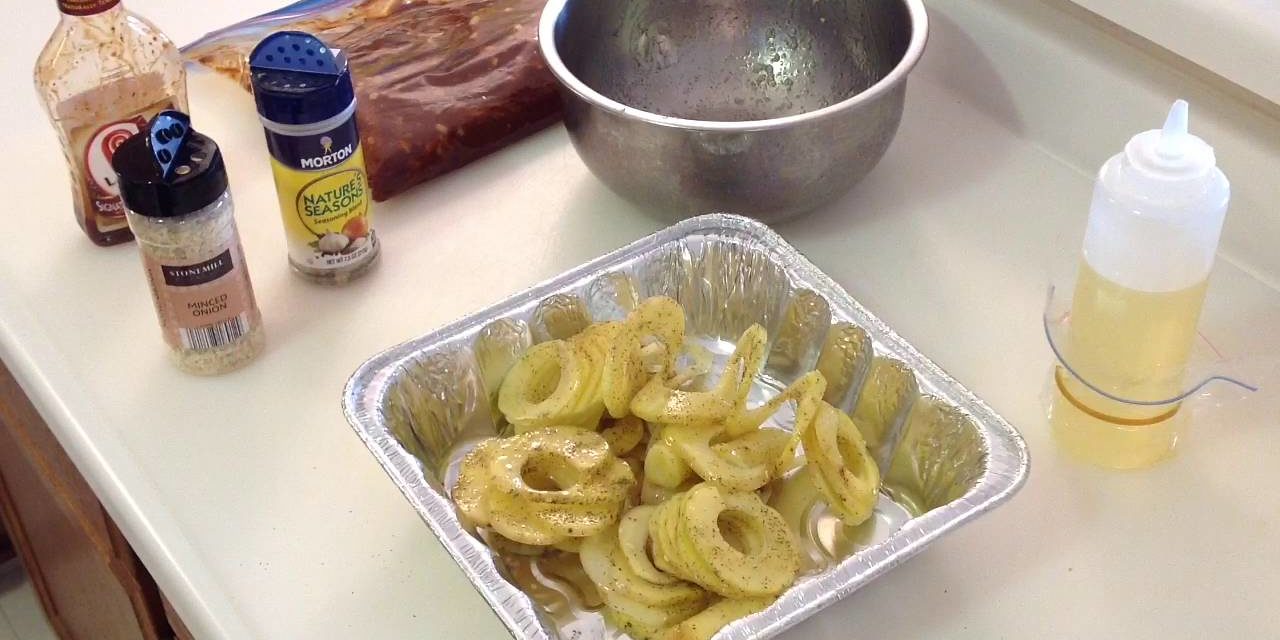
[142,235,258,352]
[57,0,120,16]
[264,116,376,271]
[70,99,174,239]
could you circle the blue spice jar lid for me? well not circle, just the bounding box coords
[249,31,355,126]
[112,111,229,218]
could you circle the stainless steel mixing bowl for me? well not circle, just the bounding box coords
[539,0,928,222]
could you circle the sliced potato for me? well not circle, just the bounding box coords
[711,428,796,478]
[618,506,678,585]
[651,484,798,598]
[602,415,647,456]
[548,538,580,555]
[630,323,768,427]
[645,438,695,489]
[603,606,665,640]
[486,491,569,545]
[630,374,737,426]
[724,371,826,437]
[454,427,635,544]
[665,424,773,492]
[641,477,693,505]
[452,439,501,527]
[681,485,798,597]
[602,297,687,418]
[659,597,774,640]
[536,551,603,608]
[800,402,880,526]
[499,340,591,431]
[488,429,629,508]
[472,311,832,640]
[720,325,769,409]
[581,532,703,608]
[629,296,687,374]
[602,321,648,419]
[484,530,546,557]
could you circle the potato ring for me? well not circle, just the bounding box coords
[720,324,769,409]
[581,523,708,636]
[486,450,632,514]
[567,321,621,420]
[652,493,731,595]
[602,322,648,419]
[602,415,647,456]
[581,529,705,608]
[452,427,636,544]
[629,296,686,374]
[453,438,502,527]
[551,537,583,554]
[645,436,695,489]
[602,297,686,418]
[629,374,736,426]
[647,493,689,579]
[724,371,826,437]
[630,323,768,427]
[486,491,570,545]
[801,402,880,526]
[680,484,798,597]
[487,428,617,505]
[618,505,678,585]
[603,595,707,640]
[664,424,774,492]
[670,501,745,597]
[711,428,797,479]
[498,341,588,430]
[602,606,665,640]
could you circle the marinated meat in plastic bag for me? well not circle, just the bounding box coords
[184,0,561,201]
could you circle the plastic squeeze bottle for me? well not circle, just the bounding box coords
[35,0,187,246]
[1052,100,1230,469]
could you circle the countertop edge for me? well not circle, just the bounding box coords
[0,281,249,640]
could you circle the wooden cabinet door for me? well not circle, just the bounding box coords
[0,361,174,640]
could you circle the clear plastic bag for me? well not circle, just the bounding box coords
[184,0,560,201]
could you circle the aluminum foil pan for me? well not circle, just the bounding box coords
[343,214,1029,639]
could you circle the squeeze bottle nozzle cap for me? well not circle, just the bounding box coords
[1155,99,1189,159]
[1123,99,1216,182]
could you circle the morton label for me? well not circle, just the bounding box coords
[264,119,360,171]
[264,116,375,271]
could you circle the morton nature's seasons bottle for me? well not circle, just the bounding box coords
[249,31,379,285]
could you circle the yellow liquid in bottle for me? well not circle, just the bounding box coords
[1052,261,1209,469]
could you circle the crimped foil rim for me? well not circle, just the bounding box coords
[343,214,1029,640]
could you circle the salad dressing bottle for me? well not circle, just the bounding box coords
[1052,101,1230,469]
[35,0,187,246]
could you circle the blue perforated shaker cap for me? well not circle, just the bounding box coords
[112,111,229,218]
[249,31,354,126]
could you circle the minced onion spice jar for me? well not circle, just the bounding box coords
[112,111,264,374]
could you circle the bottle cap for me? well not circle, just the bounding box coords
[1085,99,1231,293]
[1122,100,1217,184]
[249,31,355,126]
[112,111,229,218]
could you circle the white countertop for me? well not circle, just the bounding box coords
[1068,0,1280,107]
[3,1,1278,638]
